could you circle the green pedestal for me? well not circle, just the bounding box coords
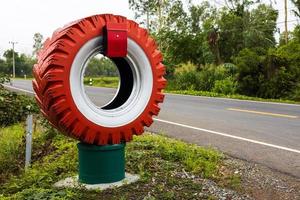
[77,142,125,184]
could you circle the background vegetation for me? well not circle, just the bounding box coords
[0,75,38,126]
[130,0,300,101]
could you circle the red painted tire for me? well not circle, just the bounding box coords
[32,14,166,145]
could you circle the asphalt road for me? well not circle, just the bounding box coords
[4,79,300,178]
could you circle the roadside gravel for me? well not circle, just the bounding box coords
[224,157,300,200]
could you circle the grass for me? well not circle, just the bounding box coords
[0,121,240,200]
[84,77,119,88]
[165,90,300,104]
[0,124,25,183]
[12,77,33,80]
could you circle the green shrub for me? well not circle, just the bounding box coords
[0,73,10,86]
[169,71,199,90]
[290,84,300,101]
[233,48,265,96]
[174,62,198,74]
[0,124,25,180]
[168,64,232,92]
[0,74,38,126]
[213,77,237,95]
[0,89,38,126]
[0,73,38,126]
[83,76,119,88]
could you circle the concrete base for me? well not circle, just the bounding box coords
[54,173,139,190]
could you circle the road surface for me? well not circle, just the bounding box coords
[4,79,300,178]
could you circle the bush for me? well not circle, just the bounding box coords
[0,89,39,126]
[0,74,38,126]
[0,73,10,86]
[233,48,265,96]
[233,42,300,99]
[168,71,199,91]
[168,64,232,92]
[289,84,300,101]
[213,77,237,95]
[174,62,198,74]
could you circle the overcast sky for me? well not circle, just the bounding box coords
[0,0,298,56]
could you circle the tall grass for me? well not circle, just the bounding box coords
[0,124,25,178]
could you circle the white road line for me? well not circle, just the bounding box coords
[5,83,300,154]
[3,84,35,94]
[154,118,300,154]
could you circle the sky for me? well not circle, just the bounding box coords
[0,0,299,56]
[0,0,131,56]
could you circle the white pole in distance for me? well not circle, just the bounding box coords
[9,41,18,78]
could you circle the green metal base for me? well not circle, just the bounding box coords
[77,142,125,184]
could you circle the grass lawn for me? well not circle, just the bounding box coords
[165,90,300,104]
[12,77,33,80]
[0,121,241,200]
[84,77,119,88]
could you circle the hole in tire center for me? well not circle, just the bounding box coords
[83,54,134,110]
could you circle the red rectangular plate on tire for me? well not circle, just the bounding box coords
[105,22,127,57]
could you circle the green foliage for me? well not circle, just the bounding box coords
[0,121,235,199]
[0,124,25,180]
[0,50,36,78]
[85,56,118,77]
[0,87,38,126]
[83,77,119,88]
[0,73,10,87]
[0,133,79,199]
[233,44,300,99]
[0,119,59,186]
[290,84,300,101]
[129,0,300,102]
[165,90,298,104]
[128,134,222,177]
[213,77,237,95]
[291,0,300,18]
[32,33,44,57]
[233,48,264,96]
[168,64,230,92]
[267,41,300,99]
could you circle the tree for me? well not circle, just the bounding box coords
[158,2,218,67]
[1,50,35,77]
[0,57,9,75]
[216,2,277,62]
[292,25,300,42]
[33,33,44,57]
[245,4,278,51]
[129,0,168,32]
[85,56,118,77]
[291,0,300,18]
[233,48,265,96]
